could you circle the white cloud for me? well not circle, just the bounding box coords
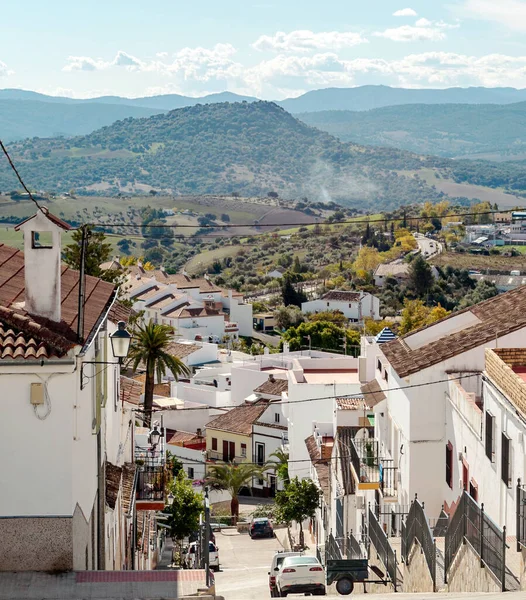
[393,8,417,16]
[252,30,368,52]
[63,50,144,72]
[415,18,432,27]
[112,51,143,68]
[156,52,169,58]
[0,60,13,77]
[374,25,446,42]
[460,0,526,32]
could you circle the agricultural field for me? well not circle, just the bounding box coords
[431,251,526,272]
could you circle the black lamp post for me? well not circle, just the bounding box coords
[80,321,132,390]
[149,425,161,449]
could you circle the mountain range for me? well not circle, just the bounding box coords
[0,101,451,209]
[3,85,526,143]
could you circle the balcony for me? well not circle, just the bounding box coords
[349,438,398,496]
[207,449,247,463]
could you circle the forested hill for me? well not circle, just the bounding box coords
[0,101,450,209]
[2,100,525,207]
[299,101,526,159]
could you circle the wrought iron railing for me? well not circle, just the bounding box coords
[380,459,398,498]
[403,497,436,590]
[445,491,507,591]
[374,502,409,538]
[368,507,398,591]
[517,479,526,550]
[136,465,166,501]
[350,438,381,485]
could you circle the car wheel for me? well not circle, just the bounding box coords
[280,592,288,598]
[336,577,354,595]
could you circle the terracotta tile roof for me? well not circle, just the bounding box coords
[138,269,222,293]
[15,208,72,231]
[337,427,356,495]
[168,430,203,446]
[146,293,183,309]
[0,304,75,359]
[166,341,200,359]
[105,462,123,510]
[381,285,526,378]
[336,397,366,410]
[374,263,410,278]
[360,379,386,407]
[108,301,133,324]
[120,375,143,405]
[154,382,170,397]
[206,400,270,435]
[253,421,288,431]
[254,377,288,396]
[121,463,137,514]
[322,290,362,302]
[305,435,329,502]
[100,259,124,272]
[131,285,161,300]
[0,243,115,345]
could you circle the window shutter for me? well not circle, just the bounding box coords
[501,433,510,486]
[485,412,493,460]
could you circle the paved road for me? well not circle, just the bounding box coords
[414,233,442,259]
[215,530,282,599]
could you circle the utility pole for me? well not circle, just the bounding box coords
[204,487,211,587]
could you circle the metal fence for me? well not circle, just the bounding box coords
[445,492,507,591]
[380,459,398,498]
[374,502,409,538]
[351,439,381,485]
[403,497,436,591]
[517,479,526,550]
[368,507,398,591]
[136,466,166,501]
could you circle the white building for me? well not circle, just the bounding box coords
[124,267,252,338]
[268,267,286,279]
[0,209,138,572]
[302,290,381,322]
[444,348,526,533]
[372,285,526,522]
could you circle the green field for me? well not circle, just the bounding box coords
[184,245,245,274]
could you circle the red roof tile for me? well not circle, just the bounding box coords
[206,400,270,435]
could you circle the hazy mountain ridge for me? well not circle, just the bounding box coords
[299,102,526,159]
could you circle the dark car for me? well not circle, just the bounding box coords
[250,517,274,539]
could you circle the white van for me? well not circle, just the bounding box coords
[185,541,220,571]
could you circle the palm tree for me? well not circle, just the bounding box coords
[267,448,290,485]
[205,462,264,523]
[127,321,190,427]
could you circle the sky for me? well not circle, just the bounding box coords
[2,0,526,100]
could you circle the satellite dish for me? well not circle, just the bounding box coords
[354,428,369,441]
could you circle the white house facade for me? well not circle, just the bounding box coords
[302,290,381,322]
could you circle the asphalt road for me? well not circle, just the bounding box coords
[414,233,442,259]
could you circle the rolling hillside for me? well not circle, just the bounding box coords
[0,101,449,209]
[299,102,526,159]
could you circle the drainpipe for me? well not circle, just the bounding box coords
[97,430,106,569]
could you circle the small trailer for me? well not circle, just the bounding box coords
[326,558,390,595]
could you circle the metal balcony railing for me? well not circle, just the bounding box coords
[350,438,381,490]
[136,465,166,501]
[207,449,247,463]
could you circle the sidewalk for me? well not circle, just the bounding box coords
[274,522,316,554]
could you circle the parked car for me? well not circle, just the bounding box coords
[189,525,215,544]
[276,555,326,597]
[184,541,220,571]
[268,551,304,597]
[250,517,274,539]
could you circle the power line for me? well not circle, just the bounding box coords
[84,208,514,231]
[0,139,45,215]
[135,372,479,413]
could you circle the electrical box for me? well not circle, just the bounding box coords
[30,383,44,405]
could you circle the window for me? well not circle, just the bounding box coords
[223,440,235,462]
[326,302,330,307]
[241,443,247,457]
[212,437,217,451]
[188,467,194,479]
[256,442,265,466]
[275,413,280,424]
[377,359,382,372]
[485,412,495,461]
[469,479,478,502]
[258,478,264,486]
[383,370,389,383]
[31,231,53,249]
[501,433,511,487]
[446,442,453,489]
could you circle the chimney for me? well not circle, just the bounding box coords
[268,374,276,383]
[196,428,202,437]
[15,209,71,322]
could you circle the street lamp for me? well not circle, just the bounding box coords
[80,321,132,390]
[149,425,162,449]
[110,321,132,363]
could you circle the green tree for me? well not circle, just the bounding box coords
[275,477,319,548]
[306,310,347,327]
[63,226,112,278]
[166,471,203,557]
[399,299,450,335]
[267,448,289,485]
[205,462,264,523]
[282,320,360,354]
[274,305,305,330]
[409,255,434,297]
[458,280,498,309]
[292,256,302,273]
[281,275,307,307]
[127,321,190,427]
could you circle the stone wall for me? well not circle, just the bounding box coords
[486,348,526,415]
[447,540,500,593]
[0,517,73,571]
[364,541,398,594]
[403,539,434,593]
